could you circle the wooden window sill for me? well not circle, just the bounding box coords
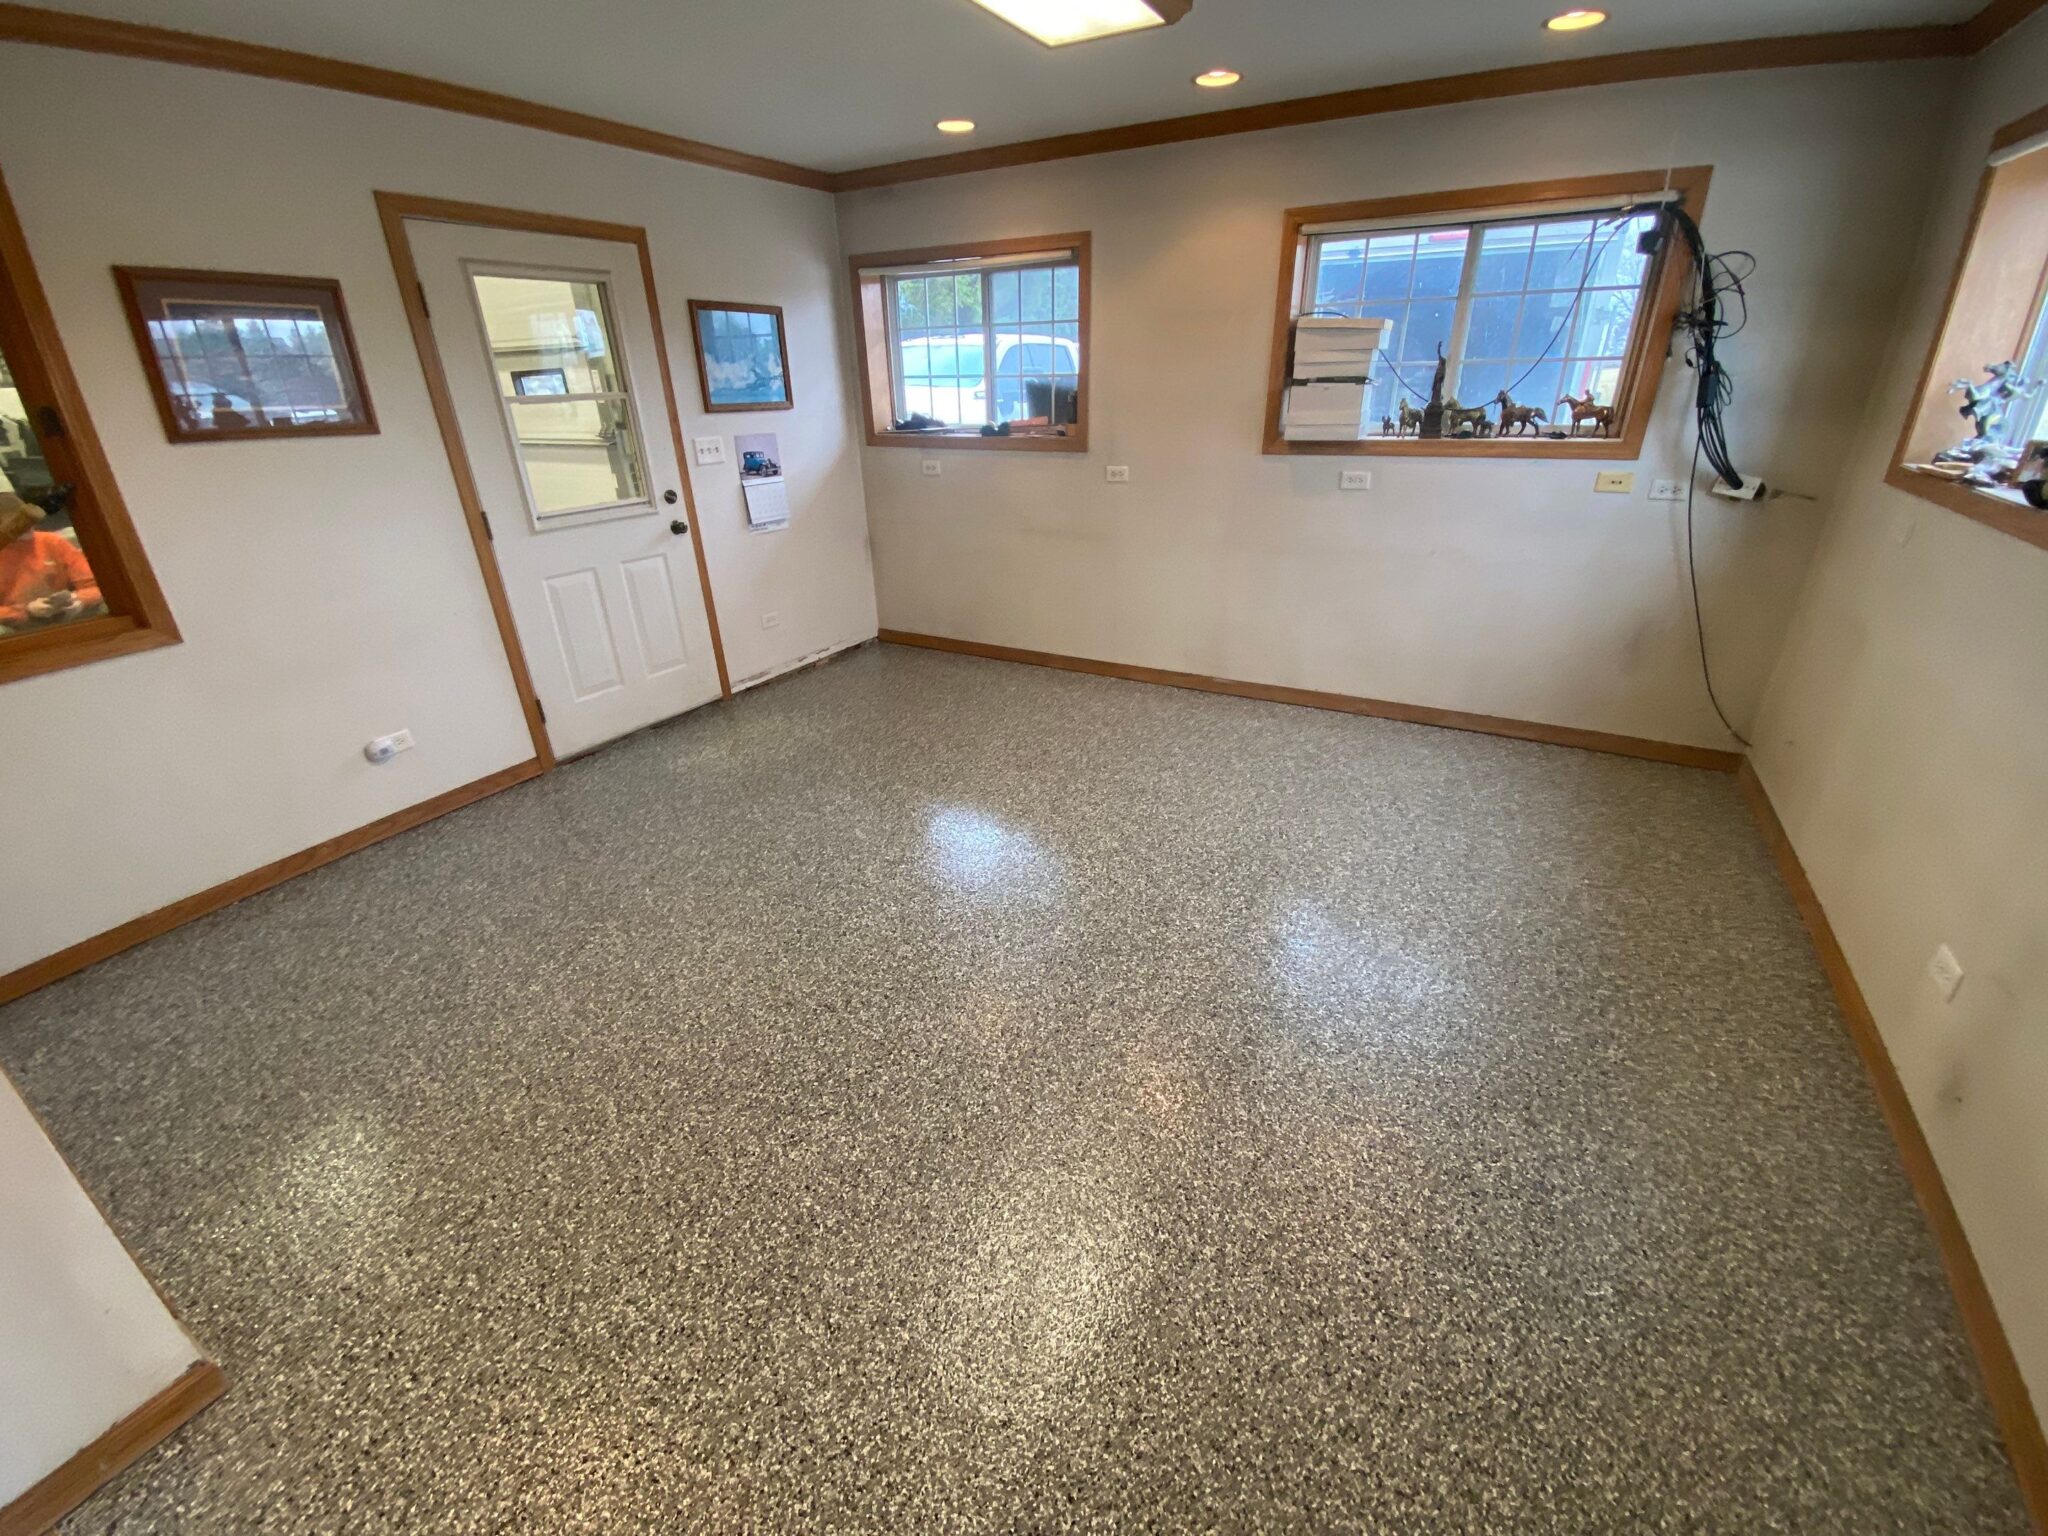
[1884,463,2048,552]
[0,614,180,685]
[1266,432,1647,459]
[868,429,1086,453]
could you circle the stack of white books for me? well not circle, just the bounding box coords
[1283,317,1392,442]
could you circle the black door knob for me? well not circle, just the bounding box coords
[663,489,679,504]
[670,518,688,535]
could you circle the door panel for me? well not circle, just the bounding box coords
[621,555,691,676]
[408,218,718,757]
[543,569,624,699]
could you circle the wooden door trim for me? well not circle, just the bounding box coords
[375,191,732,774]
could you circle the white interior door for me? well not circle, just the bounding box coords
[409,218,720,759]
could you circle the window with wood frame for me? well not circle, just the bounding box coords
[849,233,1089,452]
[0,169,176,685]
[1263,169,1709,458]
[1886,103,2048,553]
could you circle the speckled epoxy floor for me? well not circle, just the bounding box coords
[2,644,2027,1532]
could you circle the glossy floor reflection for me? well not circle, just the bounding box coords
[2,644,2027,1532]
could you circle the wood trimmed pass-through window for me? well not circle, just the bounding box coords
[848,232,1090,453]
[1885,102,2048,553]
[1263,168,1710,458]
[0,166,177,687]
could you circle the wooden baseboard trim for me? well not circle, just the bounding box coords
[0,760,541,1007]
[877,629,1742,771]
[1738,763,2048,1529]
[0,1359,225,1536]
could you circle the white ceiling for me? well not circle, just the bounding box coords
[63,0,1976,173]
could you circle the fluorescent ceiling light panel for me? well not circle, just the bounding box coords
[968,0,1190,47]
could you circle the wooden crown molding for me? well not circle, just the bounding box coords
[1961,0,2048,52]
[831,27,1963,190]
[0,2,2035,195]
[0,3,833,191]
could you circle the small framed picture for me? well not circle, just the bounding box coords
[114,267,377,442]
[687,300,793,412]
[510,367,569,397]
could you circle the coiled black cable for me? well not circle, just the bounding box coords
[1625,198,1757,745]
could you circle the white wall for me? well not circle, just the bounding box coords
[837,63,1954,750]
[0,46,877,978]
[1750,18,2048,1422]
[0,1070,205,1503]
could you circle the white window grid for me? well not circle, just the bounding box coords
[884,261,1081,430]
[1303,206,1662,434]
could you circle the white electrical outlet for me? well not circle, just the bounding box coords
[1340,469,1372,491]
[1927,944,1964,1003]
[1594,471,1635,494]
[692,436,726,467]
[1106,465,1131,483]
[1649,478,1685,501]
[362,730,416,765]
[920,459,942,477]
[762,611,782,629]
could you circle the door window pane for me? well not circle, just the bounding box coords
[503,398,645,516]
[0,337,104,634]
[471,273,648,518]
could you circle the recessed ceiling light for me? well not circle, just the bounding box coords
[1545,8,1607,29]
[967,0,1193,48]
[936,119,977,134]
[1193,68,1241,88]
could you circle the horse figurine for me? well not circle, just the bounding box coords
[1557,392,1617,437]
[1493,391,1547,437]
[1395,400,1423,438]
[1441,396,1491,437]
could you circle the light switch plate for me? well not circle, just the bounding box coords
[1594,471,1635,494]
[693,436,726,467]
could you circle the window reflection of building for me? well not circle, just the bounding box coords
[0,343,104,635]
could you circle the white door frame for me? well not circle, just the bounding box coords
[375,190,730,770]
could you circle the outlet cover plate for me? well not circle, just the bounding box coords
[1340,469,1372,491]
[1649,478,1684,501]
[1594,471,1635,494]
[1106,465,1130,483]
[920,459,942,477]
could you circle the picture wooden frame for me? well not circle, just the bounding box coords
[112,267,377,443]
[686,300,793,412]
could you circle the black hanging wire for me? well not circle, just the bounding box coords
[1625,198,1758,745]
[1496,214,1637,402]
[1330,213,1638,411]
[1316,198,1762,746]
